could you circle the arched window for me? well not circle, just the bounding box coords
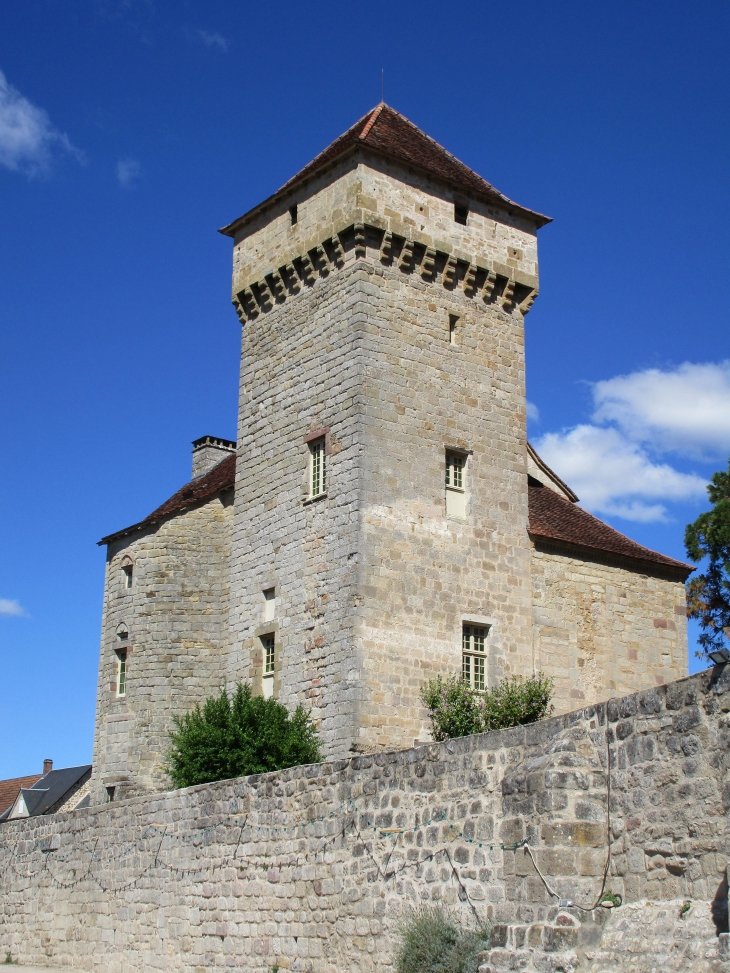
[120,556,133,590]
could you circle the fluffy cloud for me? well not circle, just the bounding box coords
[0,70,83,175]
[534,425,707,522]
[526,401,540,423]
[116,157,141,187]
[197,30,228,52]
[592,361,730,459]
[0,599,26,617]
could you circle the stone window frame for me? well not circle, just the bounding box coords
[302,427,331,503]
[445,447,471,519]
[460,613,494,692]
[252,622,281,698]
[116,648,128,697]
[120,555,134,590]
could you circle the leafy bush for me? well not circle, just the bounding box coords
[395,904,491,973]
[420,672,554,742]
[166,683,321,788]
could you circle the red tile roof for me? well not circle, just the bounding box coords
[0,774,42,815]
[98,453,236,546]
[528,479,693,579]
[220,104,551,237]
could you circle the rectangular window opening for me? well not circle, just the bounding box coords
[263,588,276,622]
[116,649,127,697]
[261,634,275,699]
[445,451,466,517]
[449,314,459,346]
[106,786,116,803]
[289,203,298,225]
[122,565,133,589]
[310,437,326,498]
[462,624,488,692]
[454,203,469,226]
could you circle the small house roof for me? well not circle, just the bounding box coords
[2,765,92,821]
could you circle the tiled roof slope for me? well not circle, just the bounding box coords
[99,453,236,546]
[528,479,693,579]
[220,104,551,236]
[0,774,42,816]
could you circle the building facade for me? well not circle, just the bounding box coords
[91,105,691,802]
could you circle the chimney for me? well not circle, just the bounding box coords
[191,436,236,479]
[43,759,53,775]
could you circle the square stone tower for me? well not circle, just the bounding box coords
[220,104,550,756]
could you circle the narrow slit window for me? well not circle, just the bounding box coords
[462,624,487,691]
[449,314,459,346]
[310,437,326,497]
[289,204,298,225]
[263,588,276,622]
[122,564,133,589]
[445,451,466,517]
[116,649,127,697]
[261,634,275,699]
[454,203,469,226]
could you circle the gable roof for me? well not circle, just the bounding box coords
[527,441,579,503]
[220,103,551,238]
[528,479,693,580]
[2,765,92,821]
[99,452,236,546]
[0,774,42,817]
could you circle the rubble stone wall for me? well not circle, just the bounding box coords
[2,669,728,973]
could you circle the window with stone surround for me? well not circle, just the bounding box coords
[263,588,276,622]
[121,557,133,589]
[445,451,466,517]
[116,649,127,697]
[454,203,469,226]
[261,634,275,699]
[310,437,326,498]
[462,624,488,691]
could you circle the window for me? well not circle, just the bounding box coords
[106,786,116,803]
[445,451,466,518]
[122,565,133,589]
[263,587,276,622]
[289,203,298,225]
[449,314,459,346]
[462,624,488,691]
[310,437,326,497]
[454,203,469,226]
[116,649,127,697]
[261,634,275,699]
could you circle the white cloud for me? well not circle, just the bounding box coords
[116,157,141,187]
[592,361,730,459]
[526,401,540,423]
[0,70,83,175]
[0,598,26,617]
[197,30,228,52]
[534,425,707,523]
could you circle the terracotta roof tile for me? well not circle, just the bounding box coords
[220,104,551,236]
[0,774,42,816]
[528,479,693,579]
[98,453,236,546]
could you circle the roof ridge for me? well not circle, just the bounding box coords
[358,103,384,141]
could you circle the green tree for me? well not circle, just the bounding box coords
[685,459,730,660]
[166,683,321,788]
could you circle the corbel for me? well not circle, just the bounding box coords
[399,240,415,271]
[481,270,497,302]
[232,297,247,325]
[329,235,345,266]
[267,270,285,301]
[519,288,538,315]
[501,279,516,311]
[443,255,458,288]
[297,252,316,284]
[282,263,301,294]
[463,264,478,297]
[380,231,394,263]
[354,223,366,258]
[421,247,437,281]
[253,279,273,310]
[235,287,258,319]
[312,245,330,275]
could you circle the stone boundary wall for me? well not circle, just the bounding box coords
[1,668,728,972]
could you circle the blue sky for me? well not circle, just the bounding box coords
[1,0,729,779]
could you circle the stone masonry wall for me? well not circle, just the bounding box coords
[531,543,688,716]
[92,492,233,802]
[3,669,728,972]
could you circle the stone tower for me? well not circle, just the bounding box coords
[220,104,550,756]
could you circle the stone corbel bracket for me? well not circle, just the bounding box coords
[232,222,538,324]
